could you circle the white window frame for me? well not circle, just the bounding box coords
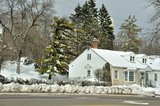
[87,54,91,60]
[87,70,91,77]
[154,73,157,81]
[130,56,135,62]
[114,70,119,79]
[142,58,147,63]
[124,71,135,81]
[124,71,128,81]
[129,71,134,81]
[146,72,149,81]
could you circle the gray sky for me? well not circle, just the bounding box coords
[55,0,154,34]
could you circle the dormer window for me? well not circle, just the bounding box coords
[142,58,147,63]
[130,56,135,62]
[87,54,91,60]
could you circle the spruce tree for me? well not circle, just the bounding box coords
[118,15,142,53]
[37,17,76,79]
[70,0,114,52]
[99,4,114,49]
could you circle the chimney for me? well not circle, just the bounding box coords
[91,38,100,48]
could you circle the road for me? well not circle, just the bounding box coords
[0,94,159,106]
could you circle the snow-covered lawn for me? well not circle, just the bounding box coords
[0,58,160,97]
[0,58,48,81]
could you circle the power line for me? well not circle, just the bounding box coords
[69,0,80,5]
[56,0,73,9]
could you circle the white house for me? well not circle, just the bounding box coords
[69,47,149,85]
[147,57,160,87]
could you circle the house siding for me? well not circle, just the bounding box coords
[148,71,160,87]
[111,67,141,85]
[69,49,107,79]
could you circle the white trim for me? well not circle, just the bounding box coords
[114,70,119,80]
[84,64,92,68]
[124,70,135,82]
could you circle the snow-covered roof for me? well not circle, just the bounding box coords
[149,58,160,71]
[136,54,146,58]
[91,48,147,69]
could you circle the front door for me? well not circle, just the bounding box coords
[140,72,145,86]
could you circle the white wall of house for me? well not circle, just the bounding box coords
[69,49,107,79]
[148,71,160,87]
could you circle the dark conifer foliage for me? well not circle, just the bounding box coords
[70,0,114,52]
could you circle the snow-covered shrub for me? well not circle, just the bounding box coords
[0,82,158,97]
[21,85,29,92]
[16,78,25,84]
[2,83,11,92]
[10,82,21,92]
[129,84,142,94]
[41,84,51,92]
[64,84,73,93]
[51,84,60,93]
[23,57,34,65]
[0,75,5,83]
[30,84,41,92]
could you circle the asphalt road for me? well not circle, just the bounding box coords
[0,94,159,106]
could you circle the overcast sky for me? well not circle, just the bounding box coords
[54,0,154,34]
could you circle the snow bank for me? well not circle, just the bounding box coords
[0,83,159,97]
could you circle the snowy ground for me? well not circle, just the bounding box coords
[0,58,160,97]
[0,58,48,81]
[0,57,67,81]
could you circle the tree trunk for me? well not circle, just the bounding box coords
[48,74,52,80]
[16,54,21,74]
[16,49,22,74]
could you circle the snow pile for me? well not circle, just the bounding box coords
[0,82,159,97]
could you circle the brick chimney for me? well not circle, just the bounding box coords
[91,38,100,48]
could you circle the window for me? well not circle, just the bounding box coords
[129,71,134,81]
[87,70,91,77]
[124,71,134,81]
[142,58,147,63]
[146,73,149,81]
[114,70,118,79]
[87,54,91,60]
[130,56,135,62]
[124,71,128,81]
[154,74,157,81]
[141,73,144,80]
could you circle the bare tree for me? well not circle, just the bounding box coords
[140,23,160,55]
[143,0,160,54]
[0,0,54,74]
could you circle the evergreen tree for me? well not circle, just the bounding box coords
[70,0,114,52]
[37,17,76,79]
[99,4,114,49]
[94,63,112,85]
[117,15,142,53]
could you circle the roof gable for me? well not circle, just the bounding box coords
[91,48,147,69]
[84,64,93,68]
